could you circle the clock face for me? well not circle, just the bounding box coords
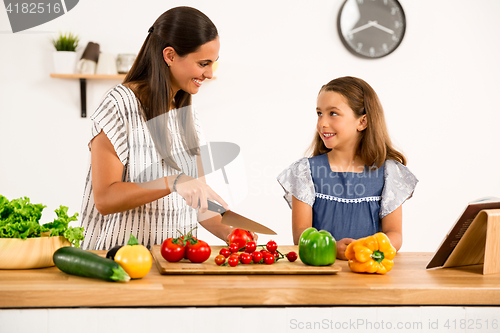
[337,0,406,59]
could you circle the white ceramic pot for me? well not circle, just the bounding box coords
[52,51,77,74]
[96,53,118,75]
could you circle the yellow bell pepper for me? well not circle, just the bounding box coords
[345,232,396,275]
[114,234,152,279]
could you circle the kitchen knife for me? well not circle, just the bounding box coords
[206,200,277,235]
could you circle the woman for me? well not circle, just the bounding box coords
[79,6,236,250]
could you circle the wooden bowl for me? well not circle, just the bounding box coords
[0,236,70,269]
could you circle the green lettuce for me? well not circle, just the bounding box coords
[0,195,84,247]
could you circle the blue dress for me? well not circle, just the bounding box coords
[277,154,418,241]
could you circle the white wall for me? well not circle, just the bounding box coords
[1,0,499,252]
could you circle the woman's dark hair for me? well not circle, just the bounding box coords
[123,6,218,170]
[307,76,406,168]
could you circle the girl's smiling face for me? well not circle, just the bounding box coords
[166,37,220,96]
[316,90,366,151]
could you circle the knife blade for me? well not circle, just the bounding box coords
[206,200,277,235]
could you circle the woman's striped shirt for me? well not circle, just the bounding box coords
[79,84,203,250]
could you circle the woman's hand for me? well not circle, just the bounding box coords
[223,228,259,245]
[169,174,228,213]
[336,238,355,260]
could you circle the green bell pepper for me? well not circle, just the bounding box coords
[298,227,336,266]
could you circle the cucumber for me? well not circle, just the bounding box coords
[53,246,130,282]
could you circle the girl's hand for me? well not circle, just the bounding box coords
[170,174,228,213]
[336,238,355,260]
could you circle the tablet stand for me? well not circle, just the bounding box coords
[443,209,500,275]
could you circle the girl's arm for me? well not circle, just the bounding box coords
[91,130,227,215]
[381,205,403,251]
[291,196,313,245]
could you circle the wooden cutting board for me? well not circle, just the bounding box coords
[151,245,341,275]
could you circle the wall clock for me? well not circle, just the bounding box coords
[337,0,406,59]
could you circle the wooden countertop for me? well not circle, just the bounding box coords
[1,248,500,308]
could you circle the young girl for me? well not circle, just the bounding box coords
[277,76,418,260]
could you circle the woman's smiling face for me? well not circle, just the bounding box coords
[167,36,220,96]
[316,90,365,151]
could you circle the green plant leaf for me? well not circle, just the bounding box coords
[52,32,79,52]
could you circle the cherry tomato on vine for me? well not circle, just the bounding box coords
[229,243,240,253]
[219,248,231,258]
[286,251,298,262]
[266,240,278,253]
[239,252,252,264]
[252,251,263,263]
[228,256,239,267]
[260,249,270,256]
[244,240,257,253]
[263,254,275,265]
[273,251,280,260]
[214,254,226,266]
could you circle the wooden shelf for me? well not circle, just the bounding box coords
[50,73,126,80]
[50,73,126,117]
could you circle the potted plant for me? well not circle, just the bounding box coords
[51,31,80,74]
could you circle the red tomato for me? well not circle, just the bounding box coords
[219,248,231,258]
[266,240,278,253]
[229,243,240,253]
[287,251,298,262]
[228,229,253,250]
[239,252,252,264]
[263,254,275,265]
[273,251,280,260]
[185,239,211,263]
[244,241,257,253]
[160,238,185,262]
[252,251,263,263]
[228,256,239,267]
[214,254,226,266]
[260,249,270,256]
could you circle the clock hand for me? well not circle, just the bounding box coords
[371,22,394,35]
[348,21,376,35]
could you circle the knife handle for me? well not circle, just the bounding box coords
[206,200,227,215]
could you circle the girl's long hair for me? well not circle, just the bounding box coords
[123,6,218,170]
[307,76,406,167]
